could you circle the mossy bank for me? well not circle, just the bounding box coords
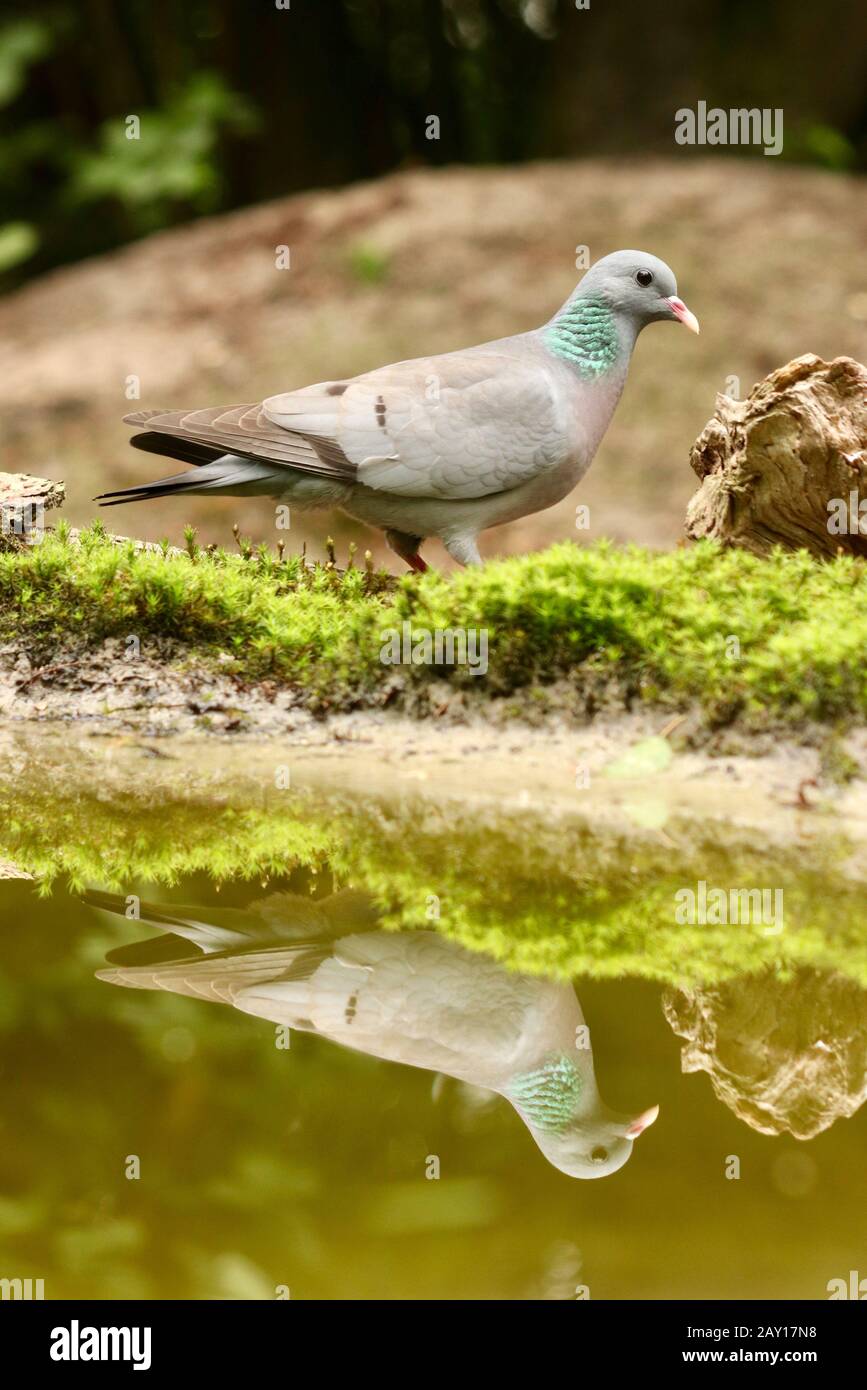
[3,523,867,736]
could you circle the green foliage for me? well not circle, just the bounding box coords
[0,18,53,106]
[4,799,334,896]
[788,122,857,172]
[71,74,258,226]
[5,530,867,725]
[0,219,37,271]
[1,2,864,289]
[391,540,867,722]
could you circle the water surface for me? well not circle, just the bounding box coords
[1,778,865,1300]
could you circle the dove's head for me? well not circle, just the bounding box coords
[531,1102,660,1180]
[577,249,699,336]
[506,1051,659,1179]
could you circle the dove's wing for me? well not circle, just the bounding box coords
[123,344,569,502]
[96,924,579,1084]
[95,943,332,1004]
[122,403,354,480]
[233,931,573,1082]
[263,346,569,501]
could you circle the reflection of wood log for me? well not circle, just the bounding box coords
[663,970,867,1139]
[686,355,867,558]
[0,858,33,879]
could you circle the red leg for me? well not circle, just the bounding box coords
[385,529,429,573]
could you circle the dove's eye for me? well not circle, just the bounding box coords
[591,1146,609,1164]
[636,269,654,287]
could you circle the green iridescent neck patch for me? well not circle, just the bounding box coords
[506,1053,584,1135]
[544,295,621,378]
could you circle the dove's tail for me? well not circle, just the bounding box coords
[85,887,333,1004]
[82,889,250,956]
[96,434,288,506]
[86,887,380,1000]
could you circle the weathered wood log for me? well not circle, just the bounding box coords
[0,471,183,554]
[0,471,65,513]
[685,355,867,558]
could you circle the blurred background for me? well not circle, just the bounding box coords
[1,0,866,561]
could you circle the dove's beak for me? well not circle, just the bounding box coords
[625,1104,660,1138]
[666,296,700,335]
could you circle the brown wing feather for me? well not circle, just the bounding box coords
[123,406,355,479]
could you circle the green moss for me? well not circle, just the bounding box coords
[2,778,866,988]
[4,526,867,724]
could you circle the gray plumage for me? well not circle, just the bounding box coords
[98,250,698,568]
[88,887,658,1179]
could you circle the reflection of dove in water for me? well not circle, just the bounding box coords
[88,888,658,1179]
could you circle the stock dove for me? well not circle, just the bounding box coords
[98,249,698,568]
[89,888,658,1179]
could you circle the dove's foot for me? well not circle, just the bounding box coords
[385,529,428,573]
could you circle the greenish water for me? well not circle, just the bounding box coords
[1,782,866,1300]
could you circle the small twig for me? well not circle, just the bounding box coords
[15,659,80,688]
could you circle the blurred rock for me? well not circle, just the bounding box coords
[686,354,867,557]
[663,969,867,1138]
